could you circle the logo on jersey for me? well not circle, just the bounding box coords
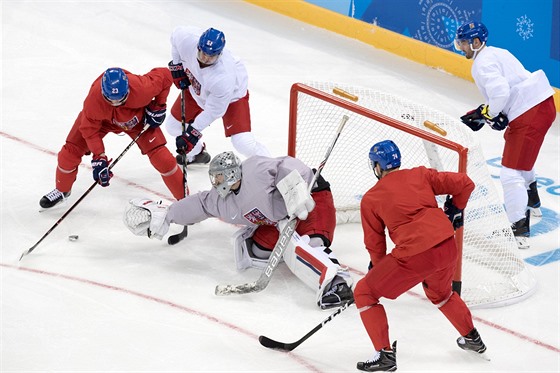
[113,115,140,131]
[185,69,201,96]
[244,207,275,226]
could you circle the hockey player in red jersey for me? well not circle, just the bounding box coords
[354,140,486,372]
[455,21,556,249]
[39,67,186,209]
[123,151,353,310]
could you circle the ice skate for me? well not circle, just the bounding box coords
[318,276,354,310]
[511,210,530,249]
[176,148,211,166]
[39,189,71,209]
[527,181,542,217]
[357,341,397,372]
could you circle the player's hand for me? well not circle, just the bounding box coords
[481,106,509,131]
[144,101,166,128]
[92,154,113,187]
[443,195,464,230]
[460,104,486,131]
[168,61,190,90]
[176,123,202,154]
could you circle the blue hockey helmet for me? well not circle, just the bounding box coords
[101,68,129,105]
[455,21,488,45]
[369,140,401,175]
[198,28,226,57]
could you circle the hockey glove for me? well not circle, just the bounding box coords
[91,154,113,187]
[460,105,486,131]
[144,101,167,128]
[168,60,190,90]
[176,123,202,154]
[482,108,509,131]
[443,195,464,230]
[123,198,170,240]
[277,169,315,220]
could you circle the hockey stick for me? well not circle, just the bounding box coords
[259,299,354,351]
[19,124,151,260]
[168,89,189,245]
[215,114,350,296]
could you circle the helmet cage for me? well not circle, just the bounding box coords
[209,151,242,198]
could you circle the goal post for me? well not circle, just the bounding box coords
[288,82,537,308]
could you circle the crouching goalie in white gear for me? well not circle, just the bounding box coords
[124,151,353,309]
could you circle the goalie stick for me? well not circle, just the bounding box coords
[259,299,354,351]
[214,114,350,296]
[168,89,189,245]
[20,124,151,260]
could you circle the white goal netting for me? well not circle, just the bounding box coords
[289,82,537,308]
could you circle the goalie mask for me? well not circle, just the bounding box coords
[209,151,242,198]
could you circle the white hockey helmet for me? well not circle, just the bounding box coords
[209,151,242,198]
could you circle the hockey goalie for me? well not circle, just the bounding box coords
[123,151,353,310]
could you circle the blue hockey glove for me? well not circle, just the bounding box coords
[443,195,464,230]
[144,102,166,128]
[92,154,113,187]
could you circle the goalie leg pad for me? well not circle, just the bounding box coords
[282,232,353,302]
[123,198,170,240]
[233,226,271,271]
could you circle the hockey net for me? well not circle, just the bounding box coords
[288,82,537,308]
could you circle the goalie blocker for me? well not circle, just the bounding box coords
[123,153,354,310]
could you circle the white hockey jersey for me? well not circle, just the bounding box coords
[166,156,314,227]
[472,46,554,121]
[170,26,249,132]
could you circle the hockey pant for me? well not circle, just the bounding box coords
[233,225,352,303]
[354,237,474,351]
[56,119,184,200]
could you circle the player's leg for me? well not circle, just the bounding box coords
[40,113,89,208]
[500,166,530,248]
[354,257,402,372]
[421,237,486,354]
[223,91,270,157]
[135,127,186,200]
[165,91,208,164]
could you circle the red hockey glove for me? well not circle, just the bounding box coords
[168,61,190,90]
[176,123,202,154]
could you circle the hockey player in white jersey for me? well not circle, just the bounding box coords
[165,26,270,165]
[455,21,556,250]
[124,151,353,310]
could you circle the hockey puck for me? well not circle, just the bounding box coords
[68,235,79,242]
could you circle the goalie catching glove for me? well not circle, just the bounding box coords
[123,198,170,240]
[277,169,315,220]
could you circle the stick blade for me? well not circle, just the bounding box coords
[167,226,188,245]
[258,335,295,351]
[214,280,263,296]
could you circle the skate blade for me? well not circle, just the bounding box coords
[515,236,530,250]
[38,199,69,213]
[529,206,542,217]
